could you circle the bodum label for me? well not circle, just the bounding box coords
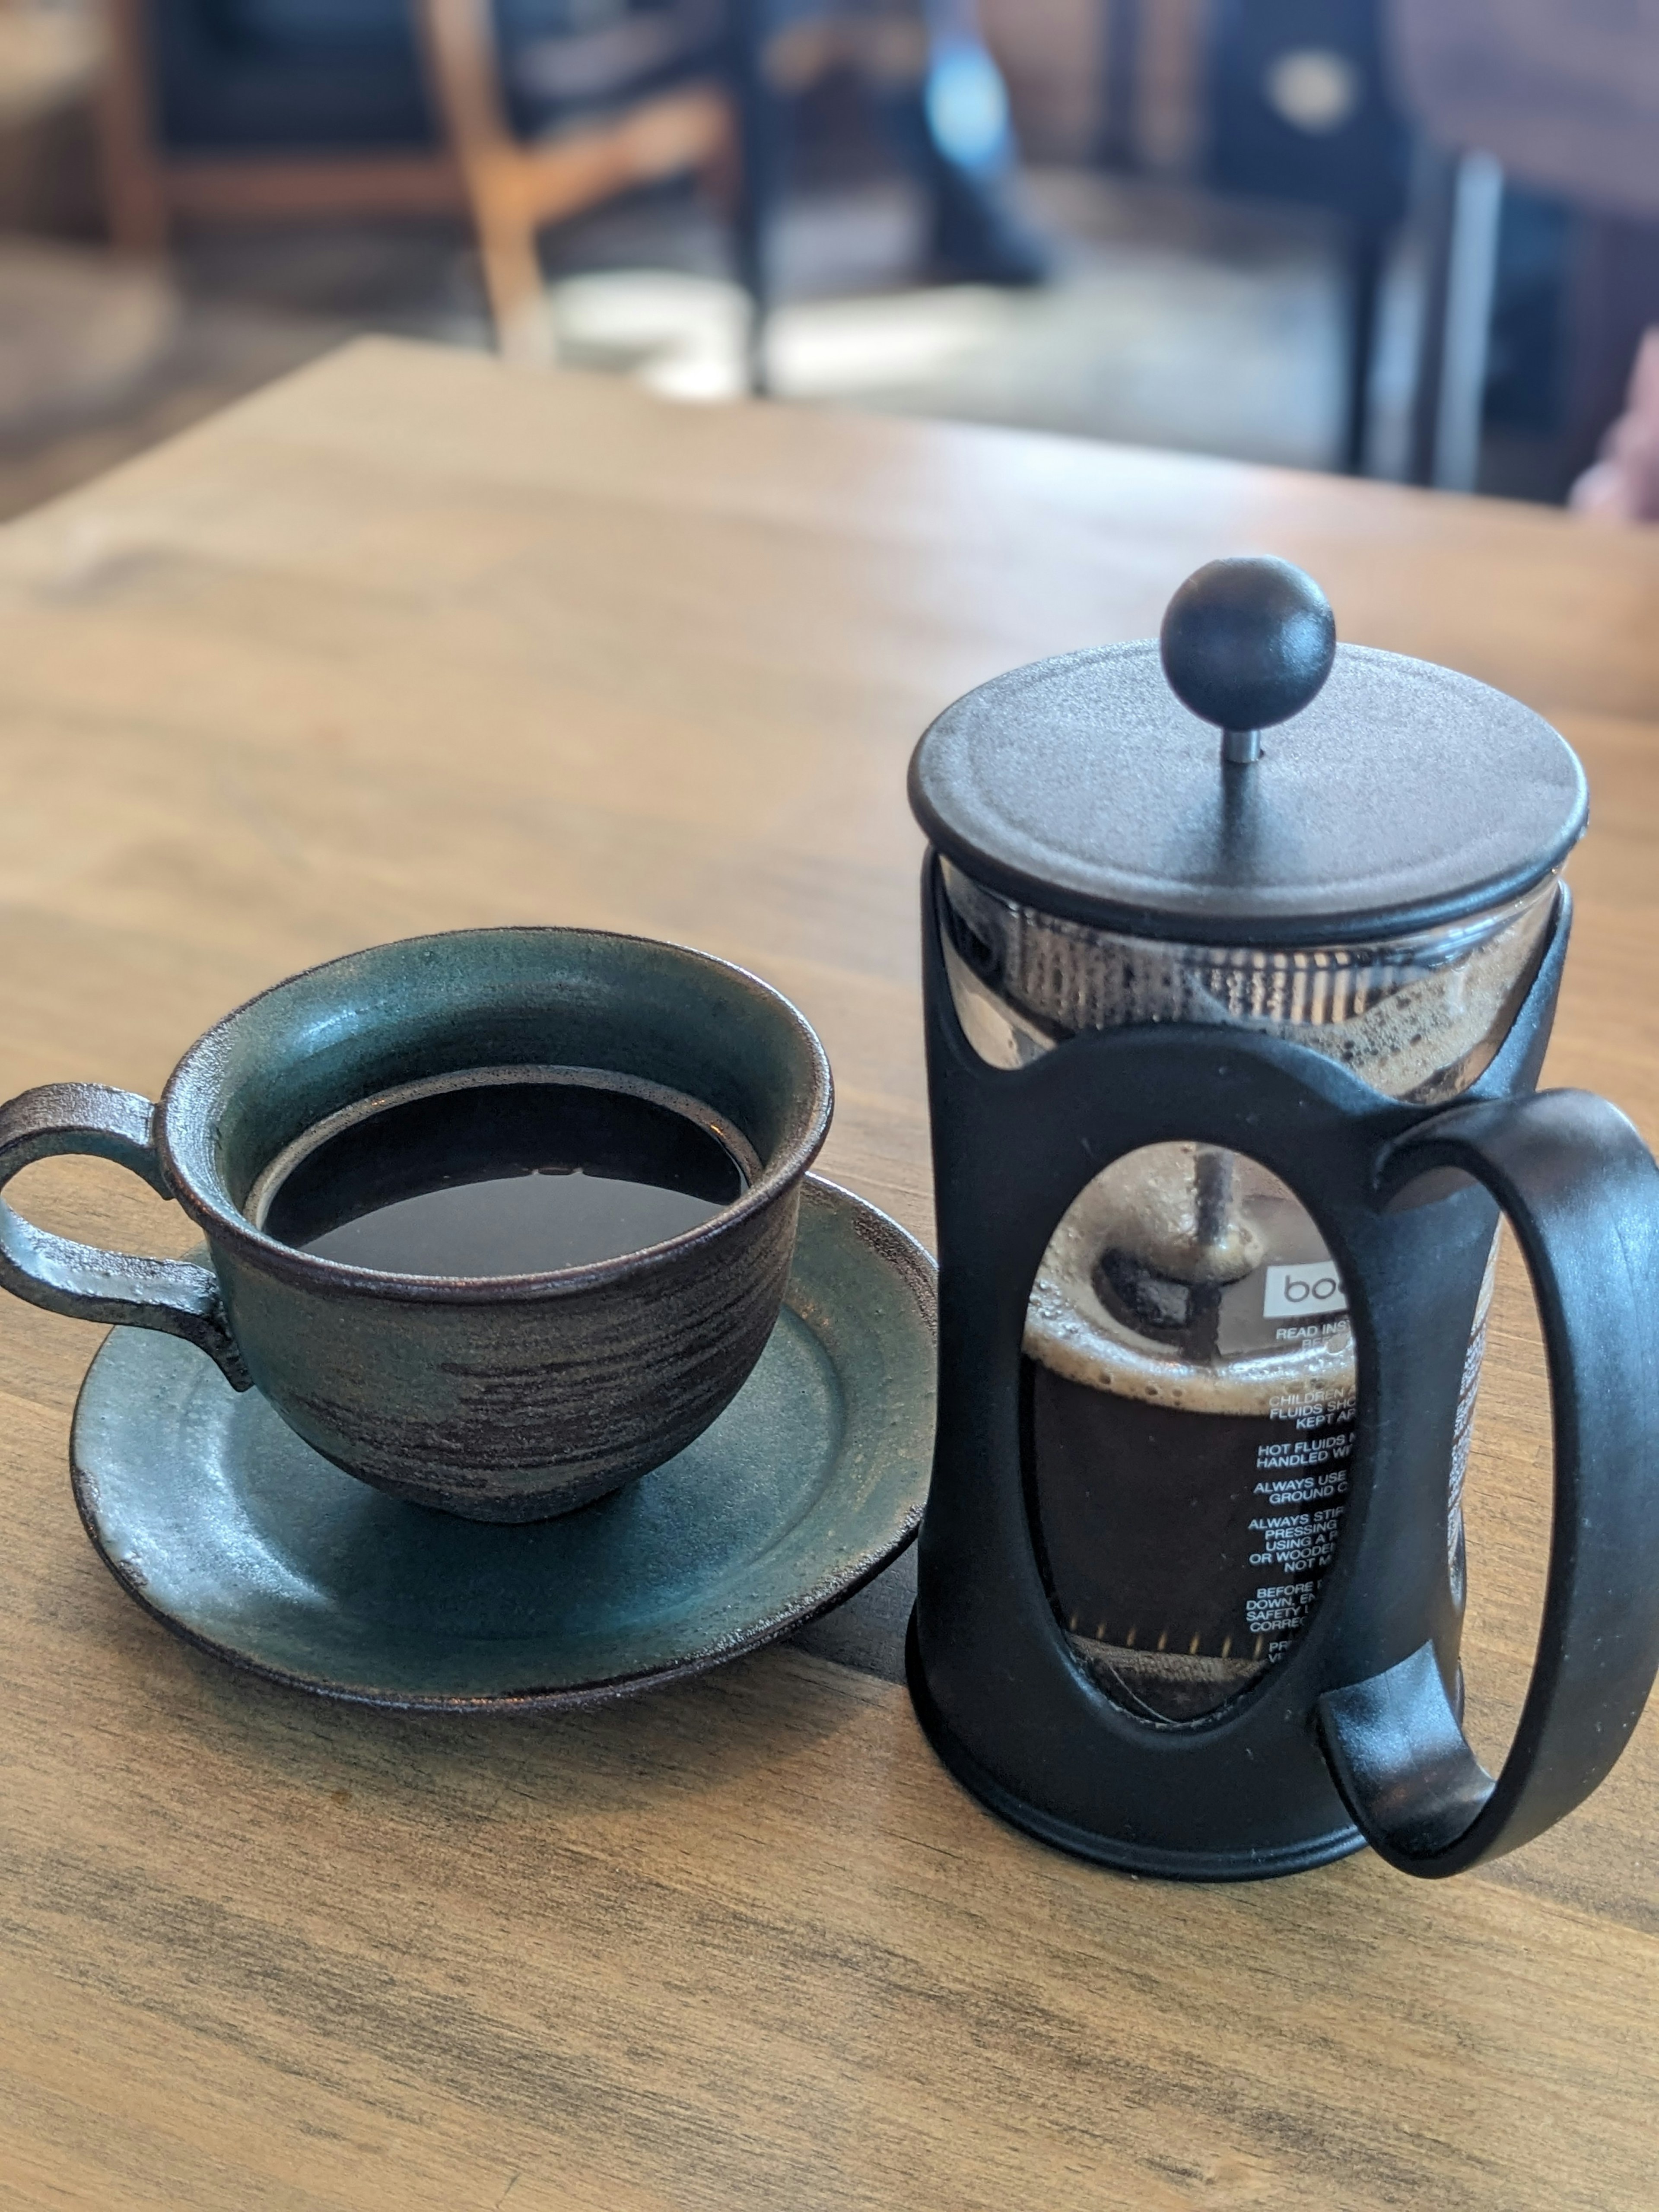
[1263,1260,1348,1319]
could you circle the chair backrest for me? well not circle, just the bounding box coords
[226,2,658,44]
[1207,0,1410,231]
[144,0,713,152]
[1389,0,1659,221]
[226,2,413,44]
[146,0,433,149]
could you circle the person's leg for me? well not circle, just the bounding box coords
[855,0,1051,285]
[1563,213,1659,495]
[1570,327,1659,522]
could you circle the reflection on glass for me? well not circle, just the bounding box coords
[938,858,1557,1103]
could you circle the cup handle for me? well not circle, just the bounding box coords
[1316,1089,1659,1876]
[0,1083,250,1389]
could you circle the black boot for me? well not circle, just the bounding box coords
[927,160,1052,288]
[879,42,1052,289]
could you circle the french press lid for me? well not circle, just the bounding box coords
[908,558,1588,946]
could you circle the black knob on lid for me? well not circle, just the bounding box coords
[1160,556,1337,764]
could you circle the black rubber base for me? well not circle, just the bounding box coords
[906,1611,1367,1884]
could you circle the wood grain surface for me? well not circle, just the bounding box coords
[0,339,1655,2212]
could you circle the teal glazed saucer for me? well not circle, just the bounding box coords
[70,1176,935,1712]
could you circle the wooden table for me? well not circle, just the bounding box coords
[1,339,1655,2212]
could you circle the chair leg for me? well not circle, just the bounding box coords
[98,0,170,253]
[417,0,556,364]
[728,0,780,396]
[1343,226,1386,475]
[1097,0,1142,172]
[476,211,557,366]
[1407,146,1503,491]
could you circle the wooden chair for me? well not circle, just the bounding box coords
[1201,0,1411,477]
[96,0,739,365]
[416,0,735,361]
[1087,0,1412,477]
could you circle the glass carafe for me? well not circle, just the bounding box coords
[938,857,1556,1720]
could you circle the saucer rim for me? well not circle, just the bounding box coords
[70,1173,935,1714]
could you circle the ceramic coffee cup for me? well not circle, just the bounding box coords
[0,927,832,1520]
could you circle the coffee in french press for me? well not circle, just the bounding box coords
[907,556,1659,1879]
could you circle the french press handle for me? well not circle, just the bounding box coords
[1317,1089,1659,1877]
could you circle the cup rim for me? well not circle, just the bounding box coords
[156,925,833,1302]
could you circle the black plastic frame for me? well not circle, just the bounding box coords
[910,862,1659,1879]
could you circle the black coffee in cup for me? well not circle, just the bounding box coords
[250,1068,754,1278]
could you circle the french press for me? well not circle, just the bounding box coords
[906,556,1659,1881]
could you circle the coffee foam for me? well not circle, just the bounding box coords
[1024,1166,1355,1415]
[942,863,1557,1103]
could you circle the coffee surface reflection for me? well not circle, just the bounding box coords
[256,1071,750,1278]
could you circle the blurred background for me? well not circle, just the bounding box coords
[0,0,1655,524]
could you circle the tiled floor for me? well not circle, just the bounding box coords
[546,172,1362,473]
[0,166,1436,519]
